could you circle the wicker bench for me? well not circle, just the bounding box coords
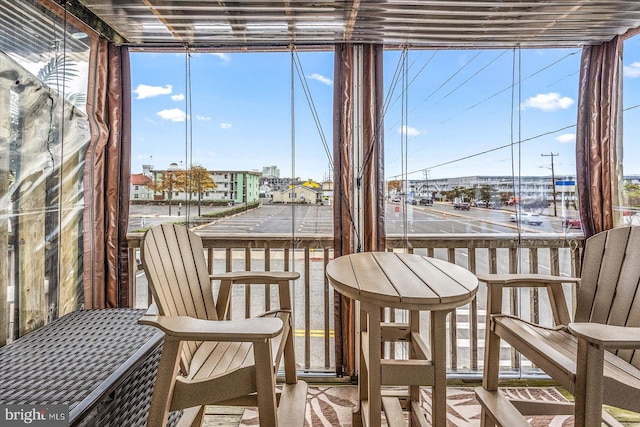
[0,309,180,426]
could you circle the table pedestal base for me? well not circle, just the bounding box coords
[355,303,450,427]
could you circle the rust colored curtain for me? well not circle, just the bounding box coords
[576,36,622,238]
[333,44,385,377]
[83,38,131,308]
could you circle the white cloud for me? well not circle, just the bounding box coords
[555,133,576,143]
[624,61,640,78]
[220,122,232,129]
[157,108,186,122]
[522,93,574,111]
[213,53,230,63]
[308,73,333,86]
[399,126,422,137]
[196,115,211,121]
[171,93,185,101]
[133,84,172,99]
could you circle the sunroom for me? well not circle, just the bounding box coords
[1,0,640,426]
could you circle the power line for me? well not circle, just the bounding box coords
[420,51,483,105]
[388,123,576,179]
[387,49,581,166]
[434,50,509,105]
[292,50,333,171]
[388,100,640,180]
[439,49,579,125]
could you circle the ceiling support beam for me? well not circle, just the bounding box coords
[38,0,127,44]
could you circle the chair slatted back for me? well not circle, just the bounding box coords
[141,224,218,370]
[575,226,640,368]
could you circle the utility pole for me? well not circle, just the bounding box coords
[423,168,430,198]
[541,152,559,216]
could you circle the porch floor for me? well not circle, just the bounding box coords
[200,384,640,426]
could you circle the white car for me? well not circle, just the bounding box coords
[510,212,543,225]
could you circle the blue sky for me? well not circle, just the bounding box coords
[130,36,640,182]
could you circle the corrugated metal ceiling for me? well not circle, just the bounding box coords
[1,1,91,61]
[73,0,640,49]
[2,0,640,58]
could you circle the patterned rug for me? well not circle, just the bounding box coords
[239,386,574,426]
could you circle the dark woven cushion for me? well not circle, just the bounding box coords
[0,309,178,426]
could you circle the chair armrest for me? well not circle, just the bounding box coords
[139,315,283,342]
[477,273,580,288]
[210,271,300,283]
[568,323,640,349]
[144,303,159,316]
[481,274,579,326]
[211,271,300,319]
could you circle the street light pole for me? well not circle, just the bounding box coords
[541,152,559,216]
[197,174,201,217]
[168,173,173,216]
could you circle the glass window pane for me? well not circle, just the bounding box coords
[382,47,581,373]
[130,50,335,370]
[384,48,580,242]
[0,0,90,341]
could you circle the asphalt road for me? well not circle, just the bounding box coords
[186,201,583,236]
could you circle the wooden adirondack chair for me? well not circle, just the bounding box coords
[476,226,640,427]
[138,224,307,427]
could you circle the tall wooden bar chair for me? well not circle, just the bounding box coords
[139,224,307,427]
[476,226,640,427]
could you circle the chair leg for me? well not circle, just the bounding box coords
[254,339,278,427]
[482,285,503,393]
[175,406,205,427]
[283,315,298,384]
[190,406,205,427]
[480,409,496,427]
[147,337,183,427]
[575,337,605,427]
[480,284,503,427]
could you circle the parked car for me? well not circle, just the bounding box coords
[391,196,401,203]
[562,217,582,229]
[412,198,433,206]
[474,200,488,208]
[509,212,543,225]
[453,198,470,210]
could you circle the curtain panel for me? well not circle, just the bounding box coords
[333,44,385,377]
[83,38,132,308]
[576,36,623,237]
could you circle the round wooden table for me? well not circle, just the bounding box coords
[326,252,478,427]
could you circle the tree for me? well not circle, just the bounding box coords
[171,165,217,195]
[460,187,476,201]
[479,185,494,203]
[499,192,513,205]
[150,165,217,215]
[387,180,402,194]
[444,186,466,202]
[624,181,640,207]
[148,173,173,194]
